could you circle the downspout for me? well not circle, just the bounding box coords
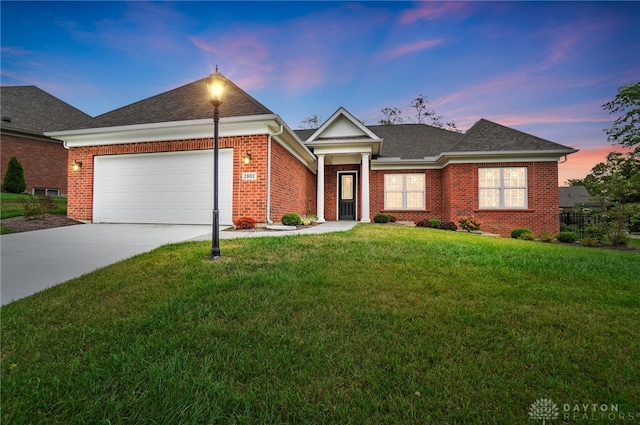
[266,124,284,224]
[558,154,568,164]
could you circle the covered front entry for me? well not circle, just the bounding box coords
[306,107,381,223]
[338,172,357,220]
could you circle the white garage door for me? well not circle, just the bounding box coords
[93,150,233,225]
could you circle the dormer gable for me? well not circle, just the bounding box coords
[304,107,382,158]
[307,107,381,142]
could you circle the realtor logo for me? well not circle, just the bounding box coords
[529,398,559,424]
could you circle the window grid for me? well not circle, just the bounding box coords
[479,167,527,209]
[384,174,425,210]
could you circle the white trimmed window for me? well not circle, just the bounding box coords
[384,173,425,210]
[479,167,527,209]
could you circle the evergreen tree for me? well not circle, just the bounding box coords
[2,156,27,194]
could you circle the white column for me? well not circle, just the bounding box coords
[361,153,371,223]
[316,154,326,222]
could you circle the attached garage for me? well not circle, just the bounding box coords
[93,150,233,225]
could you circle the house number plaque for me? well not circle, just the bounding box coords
[242,172,257,181]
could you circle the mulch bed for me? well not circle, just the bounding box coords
[1,214,83,233]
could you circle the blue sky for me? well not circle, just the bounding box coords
[2,1,639,184]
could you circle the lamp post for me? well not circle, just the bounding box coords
[207,67,226,260]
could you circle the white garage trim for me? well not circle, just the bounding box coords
[93,150,233,225]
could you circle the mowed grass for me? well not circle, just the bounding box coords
[1,225,638,424]
[0,192,67,219]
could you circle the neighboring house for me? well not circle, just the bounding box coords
[559,186,602,211]
[1,86,91,196]
[47,74,577,236]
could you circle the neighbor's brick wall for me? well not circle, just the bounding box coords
[270,141,316,222]
[67,135,271,222]
[370,169,444,223]
[1,134,68,194]
[442,162,560,236]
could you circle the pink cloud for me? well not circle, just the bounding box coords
[190,34,275,90]
[398,2,470,25]
[559,145,633,185]
[376,39,444,62]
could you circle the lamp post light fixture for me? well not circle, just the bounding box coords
[207,67,227,260]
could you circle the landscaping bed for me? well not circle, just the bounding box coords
[0,214,82,234]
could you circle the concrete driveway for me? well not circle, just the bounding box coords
[0,224,210,306]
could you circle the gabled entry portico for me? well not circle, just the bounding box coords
[305,108,380,223]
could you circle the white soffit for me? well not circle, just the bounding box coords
[47,115,281,147]
[371,150,576,170]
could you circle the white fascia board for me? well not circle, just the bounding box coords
[313,145,373,156]
[271,116,318,173]
[438,149,578,165]
[306,138,382,155]
[372,149,578,170]
[46,115,282,148]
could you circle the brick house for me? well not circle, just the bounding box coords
[47,74,576,236]
[1,86,91,196]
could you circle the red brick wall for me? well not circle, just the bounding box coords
[1,134,68,194]
[270,141,316,222]
[442,162,560,236]
[370,169,444,223]
[67,135,273,222]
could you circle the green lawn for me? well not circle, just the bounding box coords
[2,225,638,424]
[0,192,67,219]
[1,192,68,234]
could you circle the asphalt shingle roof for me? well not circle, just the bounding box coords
[0,86,91,136]
[369,124,461,159]
[66,75,274,130]
[296,119,573,159]
[452,118,572,152]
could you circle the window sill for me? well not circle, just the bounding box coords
[474,208,533,213]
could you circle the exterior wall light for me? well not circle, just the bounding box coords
[72,160,83,171]
[243,152,252,165]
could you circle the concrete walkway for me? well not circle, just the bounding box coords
[0,221,357,306]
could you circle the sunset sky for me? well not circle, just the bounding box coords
[2,1,638,184]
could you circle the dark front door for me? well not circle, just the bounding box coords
[338,173,356,220]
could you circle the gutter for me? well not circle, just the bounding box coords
[266,124,284,224]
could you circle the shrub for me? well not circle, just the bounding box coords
[511,228,532,239]
[537,230,556,243]
[458,216,481,232]
[557,231,577,243]
[440,221,458,231]
[233,216,255,229]
[281,213,302,226]
[387,214,397,223]
[415,218,439,228]
[580,236,600,247]
[301,214,318,225]
[22,196,45,220]
[2,156,26,194]
[518,232,535,241]
[584,223,606,242]
[373,213,390,223]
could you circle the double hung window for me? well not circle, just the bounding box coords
[479,167,527,209]
[384,174,425,210]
